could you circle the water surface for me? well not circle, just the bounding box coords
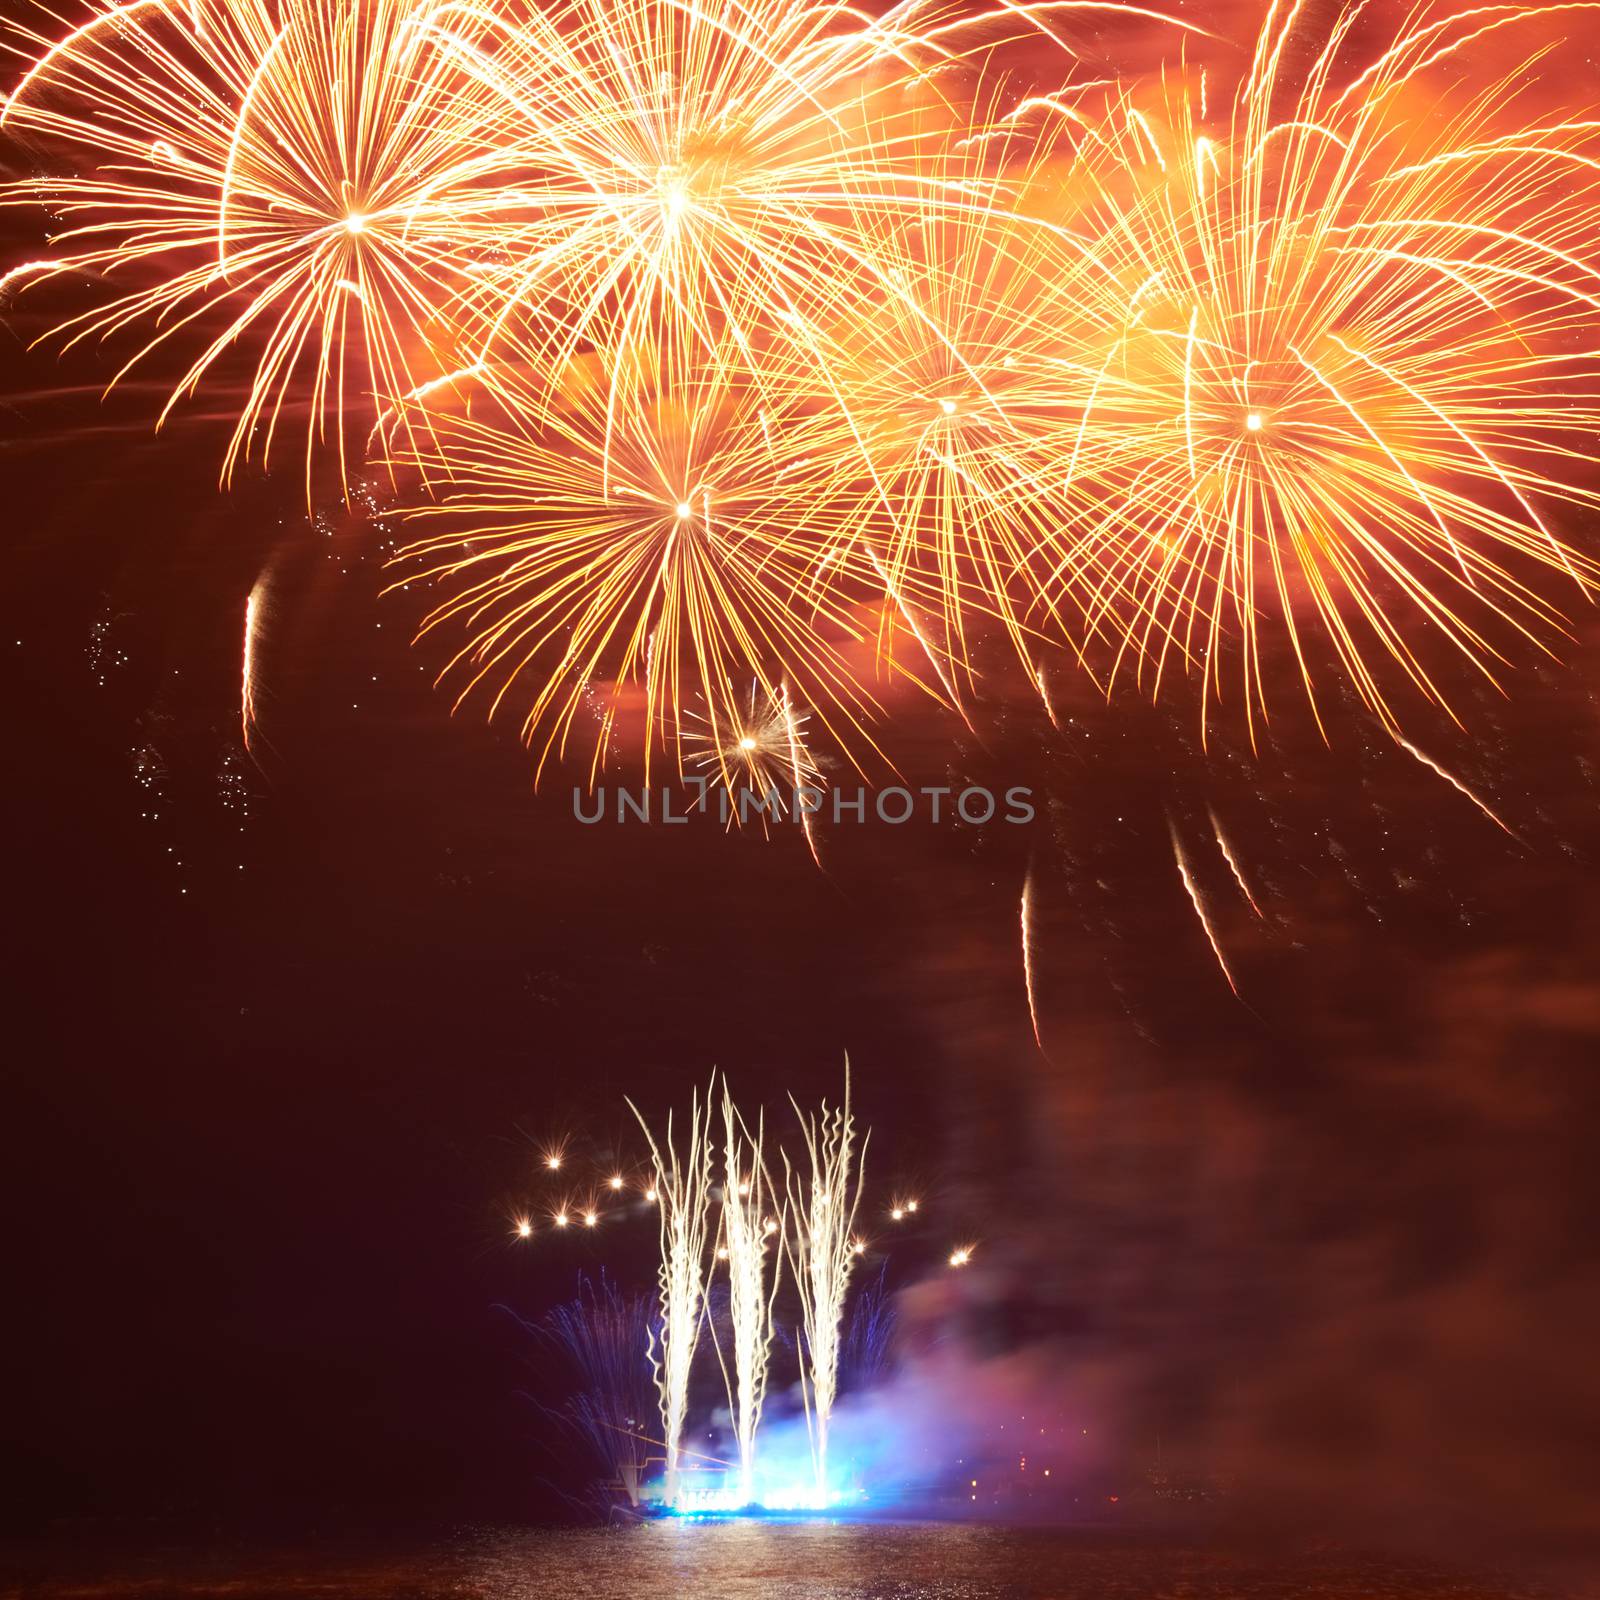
[0,1523,1564,1600]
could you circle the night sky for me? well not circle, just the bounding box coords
[4,48,1600,1577]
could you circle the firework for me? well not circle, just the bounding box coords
[773,123,1095,686]
[1041,0,1600,740]
[241,575,265,758]
[683,680,826,856]
[1168,813,1237,995]
[1,0,513,491]
[8,0,1597,786]
[628,1084,715,1507]
[783,1067,868,1497]
[716,1083,783,1505]
[533,1275,657,1509]
[1397,736,1518,838]
[839,1261,897,1391]
[1020,864,1044,1050]
[1207,805,1263,918]
[387,357,897,781]
[413,0,1069,416]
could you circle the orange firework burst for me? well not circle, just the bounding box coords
[421,0,1096,410]
[1039,0,1600,740]
[5,0,1600,777]
[1,0,514,490]
[385,353,914,781]
[770,117,1097,689]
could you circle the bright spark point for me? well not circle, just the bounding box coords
[950,1247,972,1268]
[891,1207,904,1221]
[1244,411,1263,431]
[675,502,693,519]
[608,1175,624,1190]
[343,212,367,234]
[583,1210,598,1228]
[682,681,826,852]
[515,1219,532,1239]
[555,1212,570,1228]
[906,1200,919,1213]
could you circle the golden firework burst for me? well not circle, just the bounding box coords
[1035,1,1600,740]
[2,0,515,489]
[384,351,920,781]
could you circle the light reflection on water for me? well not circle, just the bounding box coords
[4,1524,1559,1600]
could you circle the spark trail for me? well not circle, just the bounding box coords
[717,1082,782,1505]
[784,1067,868,1499]
[1169,815,1238,995]
[628,1085,715,1508]
[1397,738,1518,838]
[1021,867,1045,1050]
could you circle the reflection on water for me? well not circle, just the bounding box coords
[0,1523,1561,1600]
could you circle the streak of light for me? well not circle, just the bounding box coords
[1169,815,1238,995]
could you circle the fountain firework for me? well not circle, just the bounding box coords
[784,1069,868,1498]
[717,1083,783,1505]
[628,1086,714,1508]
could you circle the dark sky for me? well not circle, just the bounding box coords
[4,267,1600,1575]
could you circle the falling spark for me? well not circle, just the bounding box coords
[782,680,824,871]
[1169,816,1238,996]
[949,1246,973,1267]
[1396,738,1517,837]
[1207,806,1263,917]
[1020,868,1045,1051]
[241,577,265,759]
[1035,665,1062,732]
